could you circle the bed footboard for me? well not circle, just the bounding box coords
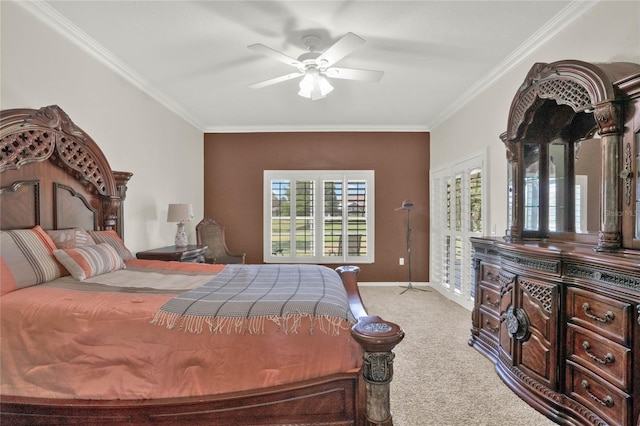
[337,266,405,426]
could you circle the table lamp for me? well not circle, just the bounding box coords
[167,203,193,247]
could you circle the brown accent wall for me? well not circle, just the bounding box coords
[203,132,429,282]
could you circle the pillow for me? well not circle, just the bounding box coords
[0,256,18,296]
[53,243,125,281]
[87,230,134,261]
[0,226,65,295]
[46,228,96,249]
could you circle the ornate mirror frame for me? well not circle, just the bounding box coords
[502,60,640,251]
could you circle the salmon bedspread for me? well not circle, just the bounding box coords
[0,261,362,400]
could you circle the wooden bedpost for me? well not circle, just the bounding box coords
[352,316,404,426]
[113,171,133,239]
[336,266,405,426]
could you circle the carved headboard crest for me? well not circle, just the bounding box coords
[1,105,132,237]
[0,105,116,197]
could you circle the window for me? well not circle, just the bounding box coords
[264,170,374,263]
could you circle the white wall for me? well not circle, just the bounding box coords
[1,2,204,254]
[430,0,640,245]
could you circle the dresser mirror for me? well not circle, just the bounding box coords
[517,99,601,240]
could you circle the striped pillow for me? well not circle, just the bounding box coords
[0,226,65,295]
[46,228,96,249]
[87,230,134,261]
[53,243,125,281]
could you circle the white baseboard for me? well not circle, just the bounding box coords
[358,282,430,287]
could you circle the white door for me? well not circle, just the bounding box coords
[430,149,487,310]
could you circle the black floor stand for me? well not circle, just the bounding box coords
[398,205,430,294]
[399,253,430,294]
[400,283,430,294]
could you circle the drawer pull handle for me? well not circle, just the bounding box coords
[486,271,495,280]
[581,379,614,407]
[582,341,615,364]
[484,320,499,333]
[582,303,615,323]
[484,295,499,308]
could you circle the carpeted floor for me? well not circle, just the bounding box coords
[358,286,558,426]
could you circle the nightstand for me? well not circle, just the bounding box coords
[136,245,207,263]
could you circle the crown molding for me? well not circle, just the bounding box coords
[427,0,599,130]
[16,0,206,131]
[17,0,599,134]
[203,124,431,133]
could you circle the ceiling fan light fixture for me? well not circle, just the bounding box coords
[318,77,334,96]
[298,72,333,100]
[248,32,381,99]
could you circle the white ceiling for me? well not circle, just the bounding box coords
[22,1,591,132]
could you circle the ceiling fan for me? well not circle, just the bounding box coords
[247,32,384,100]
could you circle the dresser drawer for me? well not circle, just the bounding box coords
[566,287,633,346]
[566,362,631,426]
[479,309,500,340]
[480,264,500,286]
[567,324,631,391]
[479,284,500,314]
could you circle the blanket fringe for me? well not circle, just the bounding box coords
[151,311,351,336]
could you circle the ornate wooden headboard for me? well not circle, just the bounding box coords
[0,105,132,237]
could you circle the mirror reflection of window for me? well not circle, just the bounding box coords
[575,175,588,233]
[507,171,513,229]
[549,142,566,232]
[455,175,462,232]
[524,144,540,231]
[544,138,600,235]
[636,133,640,239]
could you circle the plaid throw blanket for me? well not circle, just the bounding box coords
[151,264,356,335]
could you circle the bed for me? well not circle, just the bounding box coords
[0,105,404,425]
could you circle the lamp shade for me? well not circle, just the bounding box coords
[395,200,414,211]
[167,203,193,223]
[298,71,333,100]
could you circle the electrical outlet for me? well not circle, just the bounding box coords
[399,258,405,266]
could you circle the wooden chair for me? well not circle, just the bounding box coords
[196,217,245,264]
[337,234,363,256]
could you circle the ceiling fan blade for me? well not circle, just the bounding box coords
[249,72,304,89]
[247,43,302,67]
[325,67,384,82]
[317,32,365,68]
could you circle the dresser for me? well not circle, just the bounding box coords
[471,238,639,426]
[469,61,640,426]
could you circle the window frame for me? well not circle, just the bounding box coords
[263,170,375,264]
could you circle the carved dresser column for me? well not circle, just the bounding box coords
[594,101,624,251]
[501,133,521,242]
[351,316,405,426]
